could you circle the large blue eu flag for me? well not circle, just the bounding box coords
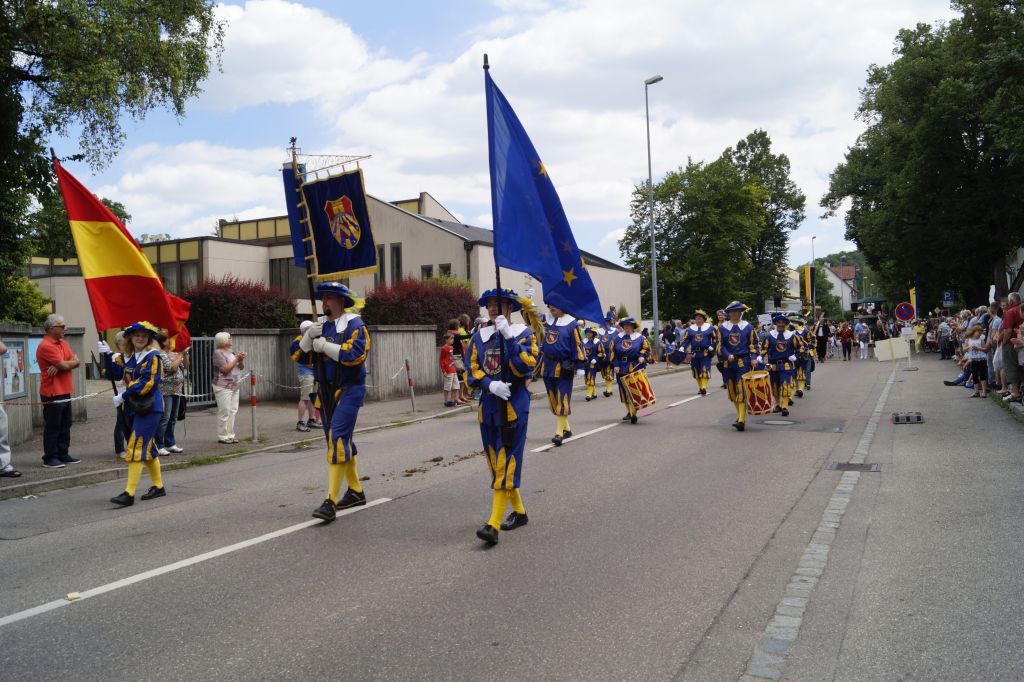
[282,166,378,280]
[485,69,605,324]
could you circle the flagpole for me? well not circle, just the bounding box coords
[289,138,335,425]
[484,54,514,449]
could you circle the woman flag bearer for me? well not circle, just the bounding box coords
[297,282,371,523]
[539,304,586,446]
[582,327,603,401]
[109,321,166,506]
[717,301,760,432]
[611,317,651,424]
[763,313,804,417]
[679,309,719,395]
[467,288,539,545]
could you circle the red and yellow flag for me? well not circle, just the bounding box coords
[53,159,190,340]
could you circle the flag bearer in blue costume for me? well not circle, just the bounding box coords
[610,317,651,424]
[679,309,718,395]
[467,288,539,545]
[109,321,166,506]
[582,327,603,401]
[790,313,814,398]
[717,301,761,432]
[598,323,617,397]
[763,313,803,417]
[295,282,371,523]
[540,304,586,446]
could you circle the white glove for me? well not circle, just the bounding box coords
[488,380,512,401]
[590,359,596,366]
[98,340,111,354]
[789,354,797,362]
[112,394,124,407]
[299,323,323,351]
[756,356,764,365]
[576,369,585,379]
[312,337,342,362]
[495,315,514,340]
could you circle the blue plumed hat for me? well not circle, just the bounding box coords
[724,301,747,313]
[788,312,805,324]
[123,321,160,337]
[477,288,522,312]
[619,316,639,328]
[694,309,709,320]
[771,312,789,324]
[315,282,356,307]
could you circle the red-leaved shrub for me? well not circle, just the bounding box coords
[361,277,478,343]
[182,276,298,335]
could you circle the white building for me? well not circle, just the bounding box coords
[823,264,858,311]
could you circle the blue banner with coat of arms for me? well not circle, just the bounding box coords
[285,167,378,280]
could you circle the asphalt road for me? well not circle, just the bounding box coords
[1,355,1021,681]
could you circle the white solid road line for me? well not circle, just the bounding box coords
[0,497,392,630]
[531,423,619,453]
[668,394,705,407]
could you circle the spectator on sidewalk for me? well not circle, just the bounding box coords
[938,317,953,359]
[291,320,321,432]
[155,332,187,455]
[987,304,1003,391]
[856,321,871,360]
[1000,292,1022,404]
[36,314,81,468]
[965,325,990,398]
[0,341,21,477]
[838,322,854,360]
[814,314,830,363]
[212,332,245,444]
[440,332,459,407]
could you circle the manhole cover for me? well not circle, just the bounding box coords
[761,419,795,426]
[826,462,880,472]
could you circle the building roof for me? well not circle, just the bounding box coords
[828,264,857,281]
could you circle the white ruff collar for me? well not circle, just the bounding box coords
[544,313,576,327]
[479,323,527,343]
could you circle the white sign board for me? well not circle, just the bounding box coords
[875,338,910,362]
[757,313,772,327]
[900,326,915,337]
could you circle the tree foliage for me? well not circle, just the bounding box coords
[620,130,804,319]
[0,0,223,323]
[822,1,1024,308]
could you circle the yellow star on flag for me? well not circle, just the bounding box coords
[562,268,577,286]
[535,160,548,177]
[560,238,573,253]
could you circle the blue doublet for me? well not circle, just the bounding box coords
[717,321,759,403]
[679,323,718,380]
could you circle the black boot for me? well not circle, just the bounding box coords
[140,486,166,500]
[312,498,337,522]
[500,511,529,531]
[336,488,367,510]
[476,524,499,544]
[110,491,134,507]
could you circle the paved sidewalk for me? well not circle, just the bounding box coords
[1,363,689,499]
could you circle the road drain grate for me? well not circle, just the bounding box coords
[827,462,880,472]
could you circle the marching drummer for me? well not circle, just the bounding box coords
[679,309,718,395]
[539,304,586,446]
[717,301,760,432]
[763,313,804,417]
[789,313,814,399]
[610,317,652,424]
[581,327,603,401]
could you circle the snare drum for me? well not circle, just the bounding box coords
[621,369,656,410]
[742,370,773,416]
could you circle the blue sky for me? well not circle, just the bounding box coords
[62,0,957,267]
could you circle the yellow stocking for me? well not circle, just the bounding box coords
[555,415,567,435]
[736,400,747,423]
[509,488,526,514]
[144,459,163,489]
[328,463,344,503]
[488,489,508,530]
[345,457,363,493]
[605,377,614,393]
[125,462,143,496]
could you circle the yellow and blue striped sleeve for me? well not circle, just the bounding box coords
[338,324,370,366]
[508,330,539,378]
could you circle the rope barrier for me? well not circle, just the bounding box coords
[1,387,114,407]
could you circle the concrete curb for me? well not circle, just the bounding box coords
[0,363,687,501]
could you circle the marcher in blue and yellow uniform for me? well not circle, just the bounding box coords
[296,282,371,523]
[762,313,803,417]
[582,327,603,401]
[714,309,728,388]
[467,288,539,545]
[679,309,719,395]
[717,301,760,432]
[109,321,166,506]
[598,324,617,397]
[540,304,586,446]
[789,313,814,398]
[610,317,651,424]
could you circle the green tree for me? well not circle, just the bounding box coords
[0,0,224,322]
[726,130,806,313]
[822,1,1024,305]
[620,156,765,319]
[0,275,51,326]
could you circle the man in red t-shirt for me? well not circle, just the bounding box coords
[36,314,81,468]
[1000,293,1023,403]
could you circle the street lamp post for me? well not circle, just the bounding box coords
[645,74,663,349]
[810,235,817,317]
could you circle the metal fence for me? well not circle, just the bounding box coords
[183,336,216,407]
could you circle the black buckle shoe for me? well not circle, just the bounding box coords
[335,488,367,510]
[699,388,707,395]
[551,434,563,447]
[312,498,337,522]
[562,430,572,439]
[732,421,745,432]
[789,399,794,406]
[622,414,631,421]
[110,491,134,507]
[772,406,782,413]
[781,408,789,417]
[795,390,804,398]
[140,486,166,501]
[500,511,529,531]
[476,524,499,544]
[629,415,638,424]
[603,391,613,397]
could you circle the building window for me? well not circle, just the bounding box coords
[159,262,179,294]
[180,262,200,292]
[439,263,451,276]
[375,245,385,286]
[390,243,402,283]
[421,264,433,279]
[270,258,309,299]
